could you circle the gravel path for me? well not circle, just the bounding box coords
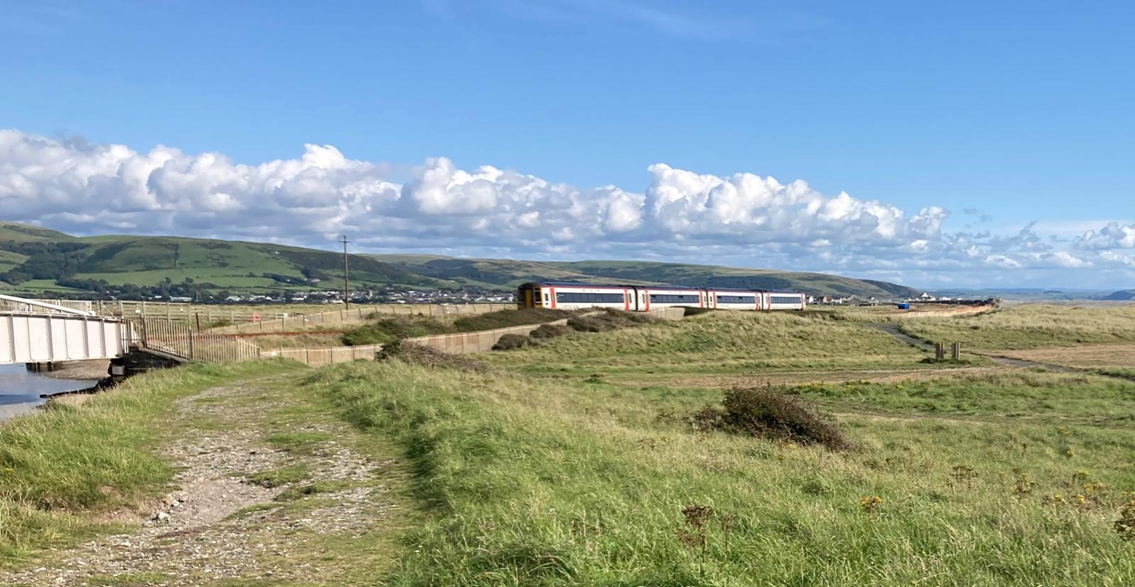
[2,375,400,586]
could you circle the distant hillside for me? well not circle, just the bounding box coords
[0,222,921,298]
[375,255,920,299]
[932,288,1113,301]
[0,221,75,243]
[1102,290,1135,301]
[0,224,455,296]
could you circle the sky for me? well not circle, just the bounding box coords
[1,0,1133,290]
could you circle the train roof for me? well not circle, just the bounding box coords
[519,281,802,294]
[520,281,702,291]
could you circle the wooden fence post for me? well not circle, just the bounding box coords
[935,343,945,361]
[951,342,961,360]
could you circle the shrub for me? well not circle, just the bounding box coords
[492,334,530,351]
[529,323,573,341]
[375,339,485,371]
[342,317,451,346]
[452,308,569,332]
[567,316,610,332]
[568,309,655,333]
[692,387,853,451]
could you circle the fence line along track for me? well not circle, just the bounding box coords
[209,303,515,334]
[267,307,688,367]
[127,318,262,363]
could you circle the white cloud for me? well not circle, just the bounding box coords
[2,129,1133,288]
[1078,222,1135,250]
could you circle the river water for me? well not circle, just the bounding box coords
[0,364,98,422]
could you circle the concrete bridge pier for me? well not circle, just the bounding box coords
[25,362,62,373]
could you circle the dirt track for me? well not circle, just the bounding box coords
[2,374,405,586]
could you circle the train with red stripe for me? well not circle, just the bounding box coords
[517,282,806,312]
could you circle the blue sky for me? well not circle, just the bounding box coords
[1,0,1133,289]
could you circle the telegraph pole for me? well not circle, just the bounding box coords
[341,235,351,310]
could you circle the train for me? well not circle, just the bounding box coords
[516,281,806,312]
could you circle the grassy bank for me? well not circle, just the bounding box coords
[482,311,935,377]
[342,308,570,346]
[310,360,1135,585]
[0,361,300,566]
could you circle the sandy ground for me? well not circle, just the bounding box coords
[38,360,110,381]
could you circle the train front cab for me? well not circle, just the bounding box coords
[517,282,544,309]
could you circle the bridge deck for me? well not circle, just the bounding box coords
[0,312,129,365]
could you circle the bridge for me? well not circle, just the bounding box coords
[0,295,130,365]
[1,295,259,367]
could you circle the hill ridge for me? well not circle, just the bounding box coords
[0,222,918,298]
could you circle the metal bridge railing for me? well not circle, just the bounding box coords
[126,318,262,363]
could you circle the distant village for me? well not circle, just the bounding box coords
[32,282,981,307]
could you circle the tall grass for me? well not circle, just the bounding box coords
[900,304,1135,350]
[788,371,1135,421]
[312,361,1135,585]
[0,360,298,566]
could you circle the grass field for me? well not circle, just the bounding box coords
[899,304,1135,350]
[309,359,1135,585]
[4,302,1135,584]
[995,344,1135,371]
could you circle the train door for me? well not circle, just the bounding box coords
[517,284,535,309]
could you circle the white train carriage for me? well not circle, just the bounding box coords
[707,289,763,311]
[635,286,706,311]
[764,291,806,311]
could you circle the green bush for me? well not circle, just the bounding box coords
[452,308,569,332]
[492,334,530,351]
[342,317,451,346]
[529,323,573,341]
[694,387,852,451]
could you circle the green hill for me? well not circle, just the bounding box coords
[0,226,455,295]
[0,221,75,243]
[0,222,920,298]
[373,255,920,298]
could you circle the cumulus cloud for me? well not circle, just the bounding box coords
[1,129,1133,287]
[1078,222,1135,250]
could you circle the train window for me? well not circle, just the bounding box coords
[543,293,549,304]
[770,296,800,305]
[556,292,625,304]
[716,295,756,304]
[649,294,700,304]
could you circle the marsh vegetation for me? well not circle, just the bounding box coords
[3,302,1134,585]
